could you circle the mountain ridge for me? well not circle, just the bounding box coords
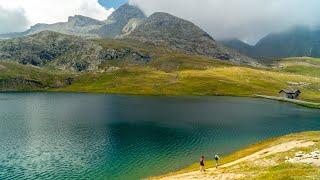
[0,4,258,66]
[123,12,258,66]
[0,4,146,39]
[221,26,320,59]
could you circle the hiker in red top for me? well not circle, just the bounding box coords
[200,156,205,172]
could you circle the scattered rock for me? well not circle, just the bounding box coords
[295,151,304,157]
[287,81,310,87]
[105,66,120,73]
[286,150,320,167]
[0,64,6,70]
[0,31,152,72]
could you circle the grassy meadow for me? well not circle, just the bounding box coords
[1,54,320,105]
[0,61,72,91]
[53,56,320,103]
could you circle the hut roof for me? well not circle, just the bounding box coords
[279,89,301,94]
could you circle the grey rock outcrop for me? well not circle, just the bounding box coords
[0,31,151,72]
[92,4,146,38]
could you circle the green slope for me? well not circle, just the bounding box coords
[53,56,320,104]
[0,61,72,91]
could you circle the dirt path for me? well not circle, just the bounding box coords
[154,140,315,180]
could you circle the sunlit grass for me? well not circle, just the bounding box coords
[55,64,320,103]
[1,56,320,105]
[0,61,71,90]
[153,131,320,179]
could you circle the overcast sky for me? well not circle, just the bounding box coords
[130,0,320,44]
[1,0,320,44]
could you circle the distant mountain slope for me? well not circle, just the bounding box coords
[220,39,254,57]
[123,12,258,66]
[221,27,320,59]
[254,27,320,58]
[0,4,146,39]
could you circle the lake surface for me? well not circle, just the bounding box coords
[0,93,320,179]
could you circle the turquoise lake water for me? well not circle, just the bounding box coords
[0,93,320,179]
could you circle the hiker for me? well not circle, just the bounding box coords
[200,155,205,172]
[214,154,220,168]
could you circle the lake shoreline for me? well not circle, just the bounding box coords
[1,90,319,109]
[150,131,320,180]
[255,95,320,109]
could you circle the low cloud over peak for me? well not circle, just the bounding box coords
[0,0,114,34]
[0,6,29,34]
[130,0,320,44]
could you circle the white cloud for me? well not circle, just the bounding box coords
[0,0,114,33]
[130,0,320,44]
[0,6,29,34]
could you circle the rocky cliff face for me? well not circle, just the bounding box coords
[107,3,146,24]
[123,12,258,66]
[92,4,146,38]
[0,31,151,72]
[121,18,145,37]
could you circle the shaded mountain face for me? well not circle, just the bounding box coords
[221,27,320,59]
[123,12,257,66]
[0,31,151,72]
[254,27,320,58]
[220,39,254,57]
[0,4,146,39]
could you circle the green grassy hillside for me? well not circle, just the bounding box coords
[275,57,320,77]
[0,61,72,91]
[52,56,320,103]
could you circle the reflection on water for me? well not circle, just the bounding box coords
[0,93,320,179]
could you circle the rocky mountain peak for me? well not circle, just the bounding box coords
[31,23,49,29]
[91,3,147,38]
[142,12,214,41]
[107,3,146,23]
[67,15,104,26]
[124,12,257,66]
